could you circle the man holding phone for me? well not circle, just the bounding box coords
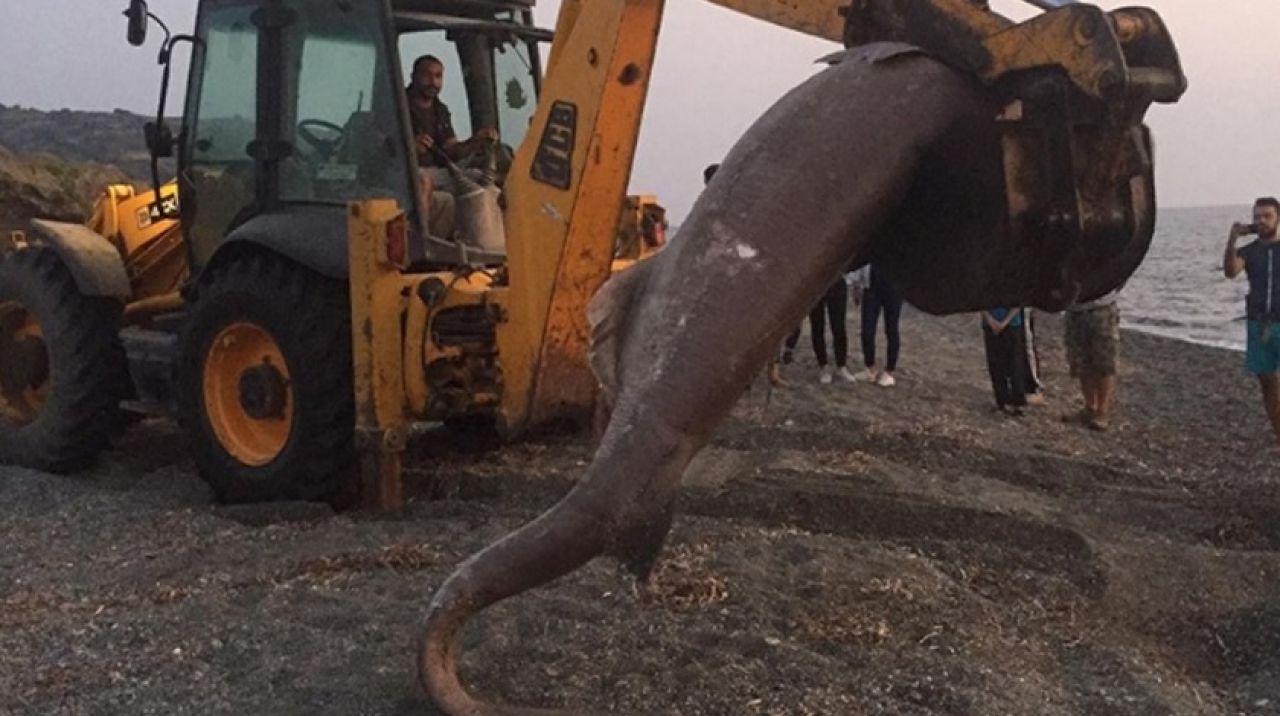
[1224,196,1280,447]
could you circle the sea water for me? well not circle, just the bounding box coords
[1124,205,1253,352]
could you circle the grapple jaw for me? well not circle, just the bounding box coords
[843,0,1186,105]
[845,0,1185,310]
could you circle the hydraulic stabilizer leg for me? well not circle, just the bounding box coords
[347,200,409,510]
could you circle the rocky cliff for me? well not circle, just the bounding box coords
[0,146,130,233]
[0,104,166,233]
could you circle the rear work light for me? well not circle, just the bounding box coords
[385,213,407,267]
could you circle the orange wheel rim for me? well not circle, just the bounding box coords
[0,301,49,425]
[202,321,294,466]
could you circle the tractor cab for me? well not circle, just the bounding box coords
[163,0,547,277]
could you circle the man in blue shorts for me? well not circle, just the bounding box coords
[1224,196,1280,447]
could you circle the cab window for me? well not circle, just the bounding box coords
[493,38,538,149]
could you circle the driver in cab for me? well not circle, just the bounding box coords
[408,54,499,237]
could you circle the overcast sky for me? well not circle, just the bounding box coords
[0,1,1275,220]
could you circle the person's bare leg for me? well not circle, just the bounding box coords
[1064,375,1093,424]
[1091,374,1116,429]
[418,171,435,232]
[768,360,785,386]
[1095,371,1116,417]
[429,191,457,239]
[1259,374,1280,446]
[1081,374,1099,414]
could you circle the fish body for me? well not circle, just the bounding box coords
[419,44,1153,715]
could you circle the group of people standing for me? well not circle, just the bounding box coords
[696,166,1279,449]
[773,264,905,388]
[980,192,1280,446]
[699,161,1127,435]
[979,297,1115,430]
[981,192,1280,445]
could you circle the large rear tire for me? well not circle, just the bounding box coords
[176,253,355,503]
[0,247,126,472]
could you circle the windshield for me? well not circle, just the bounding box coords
[278,0,414,210]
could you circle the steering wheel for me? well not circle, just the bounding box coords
[296,119,346,160]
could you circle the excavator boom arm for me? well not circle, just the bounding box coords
[703,0,848,41]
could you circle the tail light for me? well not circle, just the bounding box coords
[385,213,407,267]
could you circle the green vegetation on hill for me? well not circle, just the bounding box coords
[0,104,160,181]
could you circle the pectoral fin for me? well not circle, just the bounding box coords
[588,257,657,406]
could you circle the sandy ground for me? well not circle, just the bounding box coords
[2,310,1278,715]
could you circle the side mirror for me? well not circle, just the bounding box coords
[144,120,175,158]
[125,0,148,46]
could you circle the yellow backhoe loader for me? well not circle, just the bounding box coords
[0,171,656,477]
[0,0,1182,510]
[0,181,180,470]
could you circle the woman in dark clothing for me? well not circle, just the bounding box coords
[853,264,904,387]
[780,275,856,384]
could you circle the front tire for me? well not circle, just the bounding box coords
[0,247,126,472]
[176,253,354,503]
